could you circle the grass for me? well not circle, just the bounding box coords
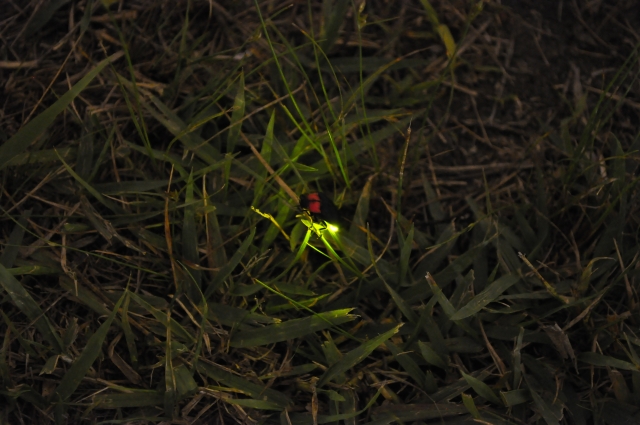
[1,0,640,424]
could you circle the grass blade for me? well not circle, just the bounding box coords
[24,0,71,37]
[418,341,448,370]
[320,0,349,52]
[385,340,427,390]
[450,274,520,320]
[205,228,256,299]
[0,52,123,171]
[230,309,357,348]
[164,311,177,418]
[0,210,31,268]
[128,292,195,344]
[94,391,164,408]
[0,264,63,353]
[371,403,468,423]
[460,370,502,405]
[226,71,245,152]
[318,324,401,387]
[54,291,126,401]
[578,352,638,371]
[183,171,202,290]
[197,361,291,408]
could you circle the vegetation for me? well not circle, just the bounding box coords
[1,1,639,424]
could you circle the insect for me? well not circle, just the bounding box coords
[299,192,341,231]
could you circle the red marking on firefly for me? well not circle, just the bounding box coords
[306,193,322,214]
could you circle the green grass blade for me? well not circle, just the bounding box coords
[2,384,48,410]
[450,274,520,320]
[230,309,356,348]
[197,361,291,408]
[419,0,440,25]
[371,403,468,423]
[205,227,256,299]
[600,401,640,425]
[0,52,123,171]
[578,352,638,371]
[398,223,414,286]
[56,150,122,213]
[426,273,477,337]
[318,324,401,387]
[320,0,349,52]
[119,293,138,368]
[418,341,448,370]
[24,0,71,37]
[0,263,64,353]
[128,292,195,344]
[205,195,227,270]
[527,385,561,425]
[0,209,31,268]
[183,171,202,290]
[93,390,164,408]
[224,398,284,410]
[208,302,278,329]
[366,227,417,323]
[430,369,492,402]
[252,110,275,205]
[259,364,318,380]
[123,79,222,165]
[260,195,293,251]
[500,389,530,407]
[461,392,481,419]
[7,265,60,276]
[460,370,502,405]
[1,310,38,358]
[75,115,96,181]
[402,239,490,304]
[164,312,177,418]
[349,176,373,245]
[226,72,245,153]
[342,58,404,115]
[58,277,111,318]
[384,340,427,390]
[1,320,13,383]
[54,291,126,401]
[2,147,75,167]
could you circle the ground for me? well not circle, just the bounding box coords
[1,1,639,424]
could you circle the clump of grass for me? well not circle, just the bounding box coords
[1,1,640,424]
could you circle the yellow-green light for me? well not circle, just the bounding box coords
[327,223,339,233]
